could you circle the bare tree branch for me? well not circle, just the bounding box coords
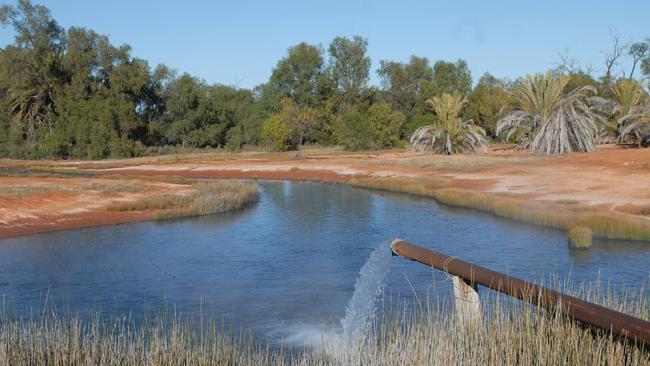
[557,49,580,74]
[601,30,627,85]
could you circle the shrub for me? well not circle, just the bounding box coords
[261,115,292,151]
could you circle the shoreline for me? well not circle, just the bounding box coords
[2,146,650,241]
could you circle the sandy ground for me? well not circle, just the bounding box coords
[1,144,649,238]
[0,176,191,238]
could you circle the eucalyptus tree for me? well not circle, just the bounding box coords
[410,93,488,154]
[268,42,326,108]
[496,72,600,154]
[327,36,370,105]
[56,27,157,158]
[464,73,511,138]
[378,56,434,117]
[432,60,472,96]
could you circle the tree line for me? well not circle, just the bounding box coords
[1,0,649,159]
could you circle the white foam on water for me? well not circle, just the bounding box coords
[278,322,336,349]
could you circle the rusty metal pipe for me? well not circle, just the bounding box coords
[391,239,650,348]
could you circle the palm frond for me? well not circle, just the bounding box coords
[411,93,488,154]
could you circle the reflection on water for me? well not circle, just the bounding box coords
[0,180,648,344]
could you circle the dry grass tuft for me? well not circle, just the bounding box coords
[154,181,259,220]
[107,181,259,220]
[569,226,593,248]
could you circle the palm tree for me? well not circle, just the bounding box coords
[613,80,650,146]
[410,93,488,154]
[589,79,650,146]
[7,85,56,147]
[587,94,619,144]
[620,105,650,147]
[497,72,600,154]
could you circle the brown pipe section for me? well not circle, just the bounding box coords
[391,239,650,348]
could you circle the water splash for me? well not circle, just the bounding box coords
[278,241,394,354]
[339,240,394,344]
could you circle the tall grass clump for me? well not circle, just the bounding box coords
[106,180,259,220]
[0,281,647,365]
[568,226,593,248]
[153,181,260,220]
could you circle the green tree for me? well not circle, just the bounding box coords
[379,57,472,139]
[378,56,434,117]
[327,36,370,105]
[464,73,511,138]
[336,102,404,150]
[432,60,472,96]
[276,98,317,146]
[0,0,65,149]
[163,75,253,148]
[268,43,325,107]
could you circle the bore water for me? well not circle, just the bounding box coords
[283,241,394,354]
[339,240,394,345]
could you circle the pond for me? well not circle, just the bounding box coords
[0,181,648,344]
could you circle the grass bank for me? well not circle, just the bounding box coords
[1,282,647,365]
[350,176,650,242]
[107,180,260,220]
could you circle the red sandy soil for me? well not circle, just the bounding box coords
[1,144,649,238]
[0,176,190,238]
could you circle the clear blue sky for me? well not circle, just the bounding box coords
[1,0,649,88]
